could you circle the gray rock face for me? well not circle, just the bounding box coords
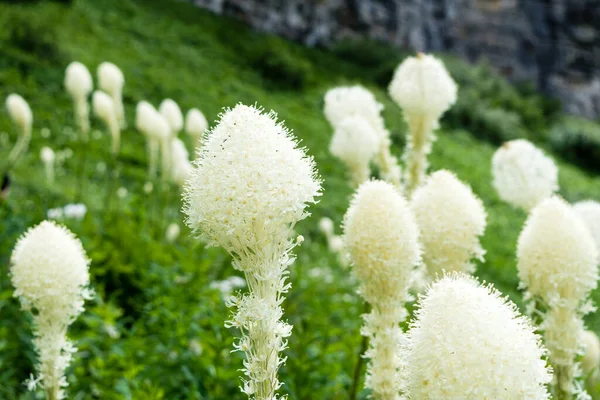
[192,0,600,118]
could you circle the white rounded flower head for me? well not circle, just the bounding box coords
[185,108,208,140]
[410,170,486,279]
[517,196,598,308]
[183,104,321,252]
[97,62,124,95]
[40,147,55,164]
[172,137,190,162]
[92,90,116,123]
[323,85,387,138]
[318,216,334,238]
[165,222,181,243]
[404,274,552,400]
[6,93,33,135]
[159,99,184,135]
[492,139,558,211]
[10,220,91,323]
[582,330,600,376]
[64,62,93,99]
[573,200,600,262]
[329,115,380,168]
[388,53,457,122]
[342,180,421,303]
[135,101,157,135]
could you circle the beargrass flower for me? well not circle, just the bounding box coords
[183,104,321,400]
[159,99,183,136]
[410,170,486,280]
[64,62,93,137]
[185,108,208,147]
[403,274,551,399]
[324,86,402,188]
[518,196,598,398]
[329,115,380,187]
[6,93,33,165]
[582,330,600,380]
[92,91,120,155]
[343,180,421,399]
[40,146,55,184]
[10,221,92,400]
[492,139,558,211]
[97,62,125,128]
[388,53,457,194]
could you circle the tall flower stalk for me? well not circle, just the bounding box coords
[183,104,321,399]
[517,197,598,399]
[388,53,457,195]
[64,61,93,139]
[5,93,33,168]
[342,180,421,399]
[10,221,93,400]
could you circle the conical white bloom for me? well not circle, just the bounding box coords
[573,200,600,263]
[410,170,486,280]
[6,93,32,135]
[159,99,184,136]
[324,85,402,188]
[97,62,125,128]
[388,53,457,194]
[64,62,93,136]
[492,139,558,211]
[388,53,457,123]
[518,196,598,397]
[10,221,92,400]
[403,274,552,400]
[40,146,55,183]
[165,222,181,243]
[136,101,161,178]
[518,196,597,309]
[329,115,380,186]
[182,104,321,400]
[171,138,192,186]
[185,108,208,146]
[581,330,600,378]
[92,90,120,154]
[6,94,33,164]
[318,217,334,239]
[343,180,421,399]
[135,101,156,135]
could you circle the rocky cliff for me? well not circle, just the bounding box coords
[191,0,600,119]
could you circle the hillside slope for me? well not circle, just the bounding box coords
[0,0,599,399]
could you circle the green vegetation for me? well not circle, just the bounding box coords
[0,0,599,399]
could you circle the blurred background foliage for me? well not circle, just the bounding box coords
[0,0,599,399]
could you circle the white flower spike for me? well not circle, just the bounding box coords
[92,90,120,155]
[183,104,321,400]
[410,170,486,280]
[343,180,421,399]
[404,274,552,400]
[11,221,92,400]
[97,62,125,128]
[65,62,93,136]
[492,139,558,211]
[6,93,33,165]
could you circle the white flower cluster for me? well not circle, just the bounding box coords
[492,139,558,211]
[165,222,181,243]
[97,62,125,128]
[10,221,92,400]
[92,90,120,154]
[183,104,321,400]
[517,196,598,397]
[388,53,457,194]
[6,93,33,164]
[403,274,551,400]
[185,108,208,147]
[410,170,486,280]
[343,180,421,399]
[573,200,600,263]
[64,62,93,136]
[323,85,401,188]
[329,115,380,186]
[47,203,87,221]
[40,146,55,183]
